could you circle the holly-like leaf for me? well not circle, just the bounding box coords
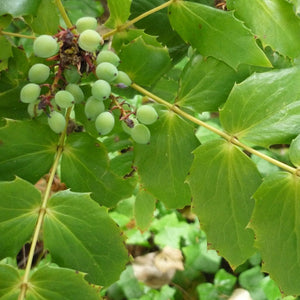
[168,1,271,69]
[134,189,156,231]
[0,177,41,259]
[227,0,300,58]
[134,110,199,209]
[220,67,300,147]
[250,172,300,295]
[105,0,132,28]
[0,264,21,299]
[176,55,240,113]
[187,140,262,268]
[44,190,129,286]
[60,132,134,207]
[118,36,171,86]
[0,120,57,183]
[0,0,41,17]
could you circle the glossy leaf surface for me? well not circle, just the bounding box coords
[168,1,271,69]
[44,190,129,286]
[220,67,300,147]
[187,140,262,267]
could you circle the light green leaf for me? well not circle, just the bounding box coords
[27,265,102,299]
[168,1,271,69]
[176,55,239,112]
[105,0,131,28]
[187,140,262,268]
[25,0,60,35]
[250,172,300,295]
[289,0,300,15]
[227,0,300,58]
[134,189,156,231]
[0,177,40,259]
[289,134,300,167]
[220,67,300,147]
[134,110,199,209]
[0,0,41,16]
[61,132,134,207]
[118,36,171,86]
[0,120,57,183]
[44,190,129,286]
[0,264,21,298]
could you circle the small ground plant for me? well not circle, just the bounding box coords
[1,0,300,299]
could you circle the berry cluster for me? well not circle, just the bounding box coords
[19,17,158,143]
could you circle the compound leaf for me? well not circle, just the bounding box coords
[168,1,271,69]
[134,110,199,209]
[0,177,40,259]
[44,190,129,287]
[0,120,57,183]
[250,172,300,295]
[220,67,300,147]
[187,140,262,268]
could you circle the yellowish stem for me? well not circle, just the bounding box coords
[131,83,298,175]
[0,31,35,39]
[55,0,75,32]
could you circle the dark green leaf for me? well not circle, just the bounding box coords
[227,0,300,58]
[61,132,134,207]
[0,0,42,17]
[0,15,12,29]
[0,120,57,183]
[134,110,199,209]
[250,172,300,295]
[176,55,239,113]
[27,265,102,299]
[0,264,21,298]
[105,0,132,28]
[0,177,40,259]
[118,36,171,86]
[44,190,129,286]
[0,36,12,61]
[187,140,262,268]
[168,1,271,69]
[220,67,300,147]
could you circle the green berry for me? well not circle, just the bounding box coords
[48,111,66,134]
[33,35,58,58]
[78,29,102,52]
[65,83,84,103]
[84,96,105,120]
[131,124,151,144]
[114,71,132,87]
[20,83,41,104]
[96,50,120,66]
[28,63,50,84]
[27,101,43,118]
[96,62,118,82]
[136,105,158,125]
[76,17,97,33]
[95,111,115,135]
[54,90,75,108]
[91,79,111,100]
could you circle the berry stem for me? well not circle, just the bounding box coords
[0,30,36,39]
[18,106,73,300]
[131,83,298,175]
[102,0,175,39]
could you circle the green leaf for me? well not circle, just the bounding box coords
[118,36,171,86]
[0,0,41,17]
[25,0,60,35]
[227,0,300,58]
[0,15,12,30]
[0,36,12,61]
[44,190,129,286]
[27,265,102,299]
[61,132,134,207]
[197,283,219,300]
[0,264,21,298]
[220,67,300,147]
[134,110,199,209]
[0,120,57,183]
[289,134,300,167]
[290,0,300,15]
[105,0,131,28]
[187,140,262,268]
[134,189,156,231]
[250,172,300,295]
[168,1,271,69]
[0,177,40,259]
[214,269,236,295]
[176,55,239,113]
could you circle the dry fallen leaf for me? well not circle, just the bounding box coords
[132,246,184,288]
